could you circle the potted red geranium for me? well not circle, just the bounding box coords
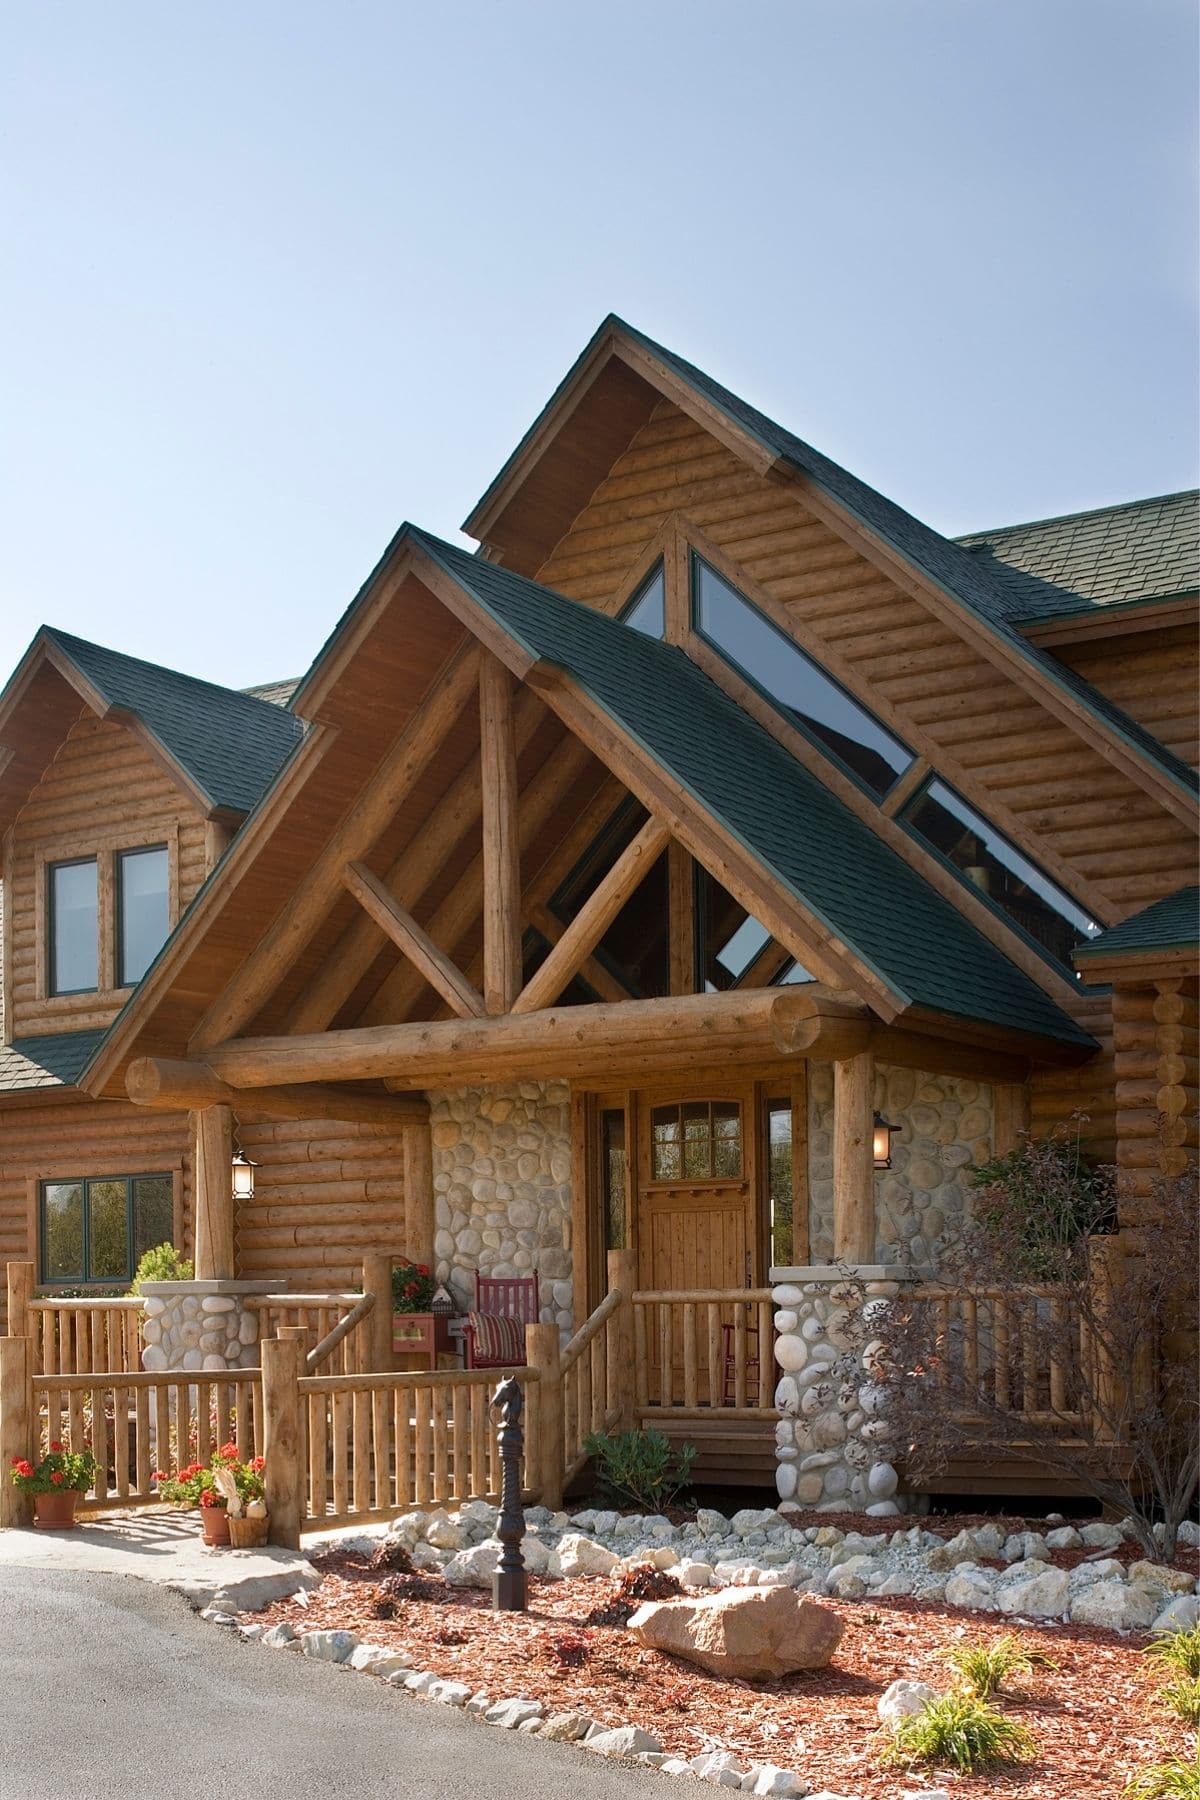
[155,1443,267,1547]
[9,1440,97,1530]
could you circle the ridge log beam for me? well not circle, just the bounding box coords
[479,653,522,1015]
[511,817,671,1014]
[127,1057,429,1125]
[342,861,486,1019]
[205,991,872,1091]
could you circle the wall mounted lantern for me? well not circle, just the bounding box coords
[231,1148,257,1201]
[872,1112,899,1170]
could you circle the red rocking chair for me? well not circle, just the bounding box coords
[462,1274,540,1370]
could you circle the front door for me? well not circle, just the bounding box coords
[635,1090,758,1293]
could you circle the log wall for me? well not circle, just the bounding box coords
[231,1113,412,1290]
[5,711,211,1037]
[535,400,1196,922]
[1058,625,1199,773]
[0,1096,192,1328]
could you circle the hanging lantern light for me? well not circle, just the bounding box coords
[872,1112,899,1170]
[231,1148,257,1200]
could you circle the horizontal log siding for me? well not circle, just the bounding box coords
[7,712,209,1036]
[1029,991,1117,1163]
[1058,626,1199,773]
[232,1114,410,1290]
[0,1097,191,1326]
[535,401,1196,919]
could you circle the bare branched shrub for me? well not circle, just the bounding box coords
[847,1123,1197,1560]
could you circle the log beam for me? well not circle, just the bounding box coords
[193,1104,235,1281]
[206,990,869,1091]
[832,1051,875,1264]
[191,643,481,1050]
[511,818,670,1014]
[479,653,522,1014]
[342,861,485,1019]
[127,1057,429,1125]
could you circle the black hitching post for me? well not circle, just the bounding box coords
[491,1374,528,1612]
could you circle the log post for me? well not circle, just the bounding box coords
[607,1249,637,1431]
[403,1121,435,1269]
[525,1322,563,1511]
[361,1254,394,1373]
[833,1052,875,1263]
[263,1333,305,1549]
[6,1261,34,1340]
[192,1105,235,1281]
[993,1083,1031,1157]
[0,1337,33,1528]
[479,653,521,1015]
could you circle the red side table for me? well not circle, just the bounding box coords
[392,1311,457,1371]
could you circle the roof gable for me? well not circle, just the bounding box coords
[412,530,1094,1051]
[466,317,1197,808]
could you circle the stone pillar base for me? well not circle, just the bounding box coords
[770,1264,915,1515]
[139,1280,275,1373]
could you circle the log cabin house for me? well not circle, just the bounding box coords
[1,316,1196,1507]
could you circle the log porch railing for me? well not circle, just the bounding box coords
[633,1288,776,1418]
[246,1293,374,1376]
[912,1281,1087,1428]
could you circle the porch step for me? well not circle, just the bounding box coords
[654,1416,777,1488]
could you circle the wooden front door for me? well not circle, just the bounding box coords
[635,1090,758,1294]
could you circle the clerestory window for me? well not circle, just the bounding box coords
[691,554,914,798]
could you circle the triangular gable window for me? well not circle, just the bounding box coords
[695,864,813,991]
[619,564,665,640]
[690,553,914,799]
[549,796,670,997]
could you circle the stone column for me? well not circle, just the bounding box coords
[140,1280,275,1372]
[771,1263,911,1515]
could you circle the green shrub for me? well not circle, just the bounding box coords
[583,1427,696,1512]
[882,1692,1038,1773]
[129,1243,193,1295]
[1146,1624,1200,1681]
[936,1631,1053,1698]
[970,1119,1116,1277]
[1124,1755,1200,1800]
[1158,1676,1200,1729]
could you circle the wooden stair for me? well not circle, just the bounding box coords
[654,1414,777,1487]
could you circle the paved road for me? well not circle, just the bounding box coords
[0,1568,662,1800]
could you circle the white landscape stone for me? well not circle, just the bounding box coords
[1152,1594,1200,1634]
[301,1629,358,1663]
[553,1533,619,1577]
[1070,1580,1159,1631]
[485,1697,544,1729]
[877,1677,938,1723]
[746,1765,806,1795]
[584,1725,663,1756]
[996,1565,1069,1618]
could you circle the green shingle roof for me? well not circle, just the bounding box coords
[1075,887,1199,962]
[0,1029,109,1094]
[44,628,304,815]
[599,319,1197,803]
[411,529,1094,1051]
[958,491,1199,612]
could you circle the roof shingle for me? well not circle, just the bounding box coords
[958,491,1199,611]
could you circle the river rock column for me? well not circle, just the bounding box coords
[771,1264,912,1514]
[139,1280,275,1372]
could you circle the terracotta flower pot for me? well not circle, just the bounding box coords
[200,1506,231,1547]
[33,1488,80,1530]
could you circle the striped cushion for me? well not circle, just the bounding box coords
[467,1311,526,1364]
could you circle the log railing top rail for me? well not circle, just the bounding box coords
[245,1292,366,1308]
[306,1291,375,1373]
[911,1281,1069,1300]
[32,1368,263,1392]
[560,1288,621,1373]
[298,1364,537,1394]
[632,1287,775,1304]
[28,1297,143,1311]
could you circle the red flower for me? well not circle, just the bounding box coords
[199,1491,223,1509]
[11,1459,34,1480]
[404,1282,418,1298]
[152,1472,166,1483]
[416,1265,429,1277]
[49,1440,64,1453]
[50,1471,64,1486]
[218,1442,238,1461]
[249,1457,265,1473]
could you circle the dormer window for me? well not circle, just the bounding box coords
[117,845,169,986]
[48,857,99,995]
[45,841,171,997]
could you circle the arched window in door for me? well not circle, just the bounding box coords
[650,1099,742,1182]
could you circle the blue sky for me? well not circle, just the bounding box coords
[2,1,1196,688]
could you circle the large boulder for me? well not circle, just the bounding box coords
[627,1585,843,1679]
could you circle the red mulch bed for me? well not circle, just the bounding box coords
[241,1545,1196,1797]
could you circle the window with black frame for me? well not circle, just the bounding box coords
[902,778,1102,973]
[40,1174,174,1286]
[548,797,671,998]
[694,865,814,992]
[691,554,913,798]
[117,845,169,985]
[619,563,666,639]
[48,857,98,995]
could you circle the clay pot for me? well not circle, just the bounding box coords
[33,1488,80,1530]
[200,1506,231,1547]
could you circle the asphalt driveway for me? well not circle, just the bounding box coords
[0,1566,662,1799]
